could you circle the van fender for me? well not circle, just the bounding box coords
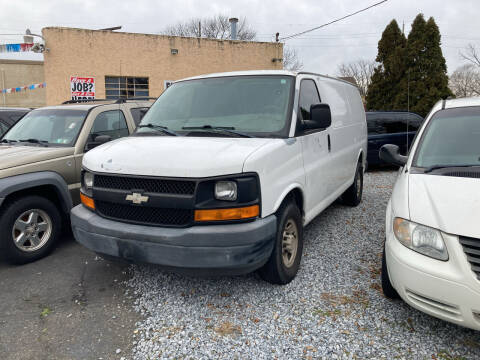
[0,171,72,212]
[271,183,305,215]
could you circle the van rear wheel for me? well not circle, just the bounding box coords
[342,161,363,206]
[258,199,303,285]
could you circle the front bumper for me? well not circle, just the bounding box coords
[385,230,480,331]
[71,205,276,275]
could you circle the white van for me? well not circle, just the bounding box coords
[71,71,367,284]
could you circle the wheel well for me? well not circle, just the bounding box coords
[358,151,363,165]
[280,188,304,216]
[2,185,65,215]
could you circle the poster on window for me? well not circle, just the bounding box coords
[70,76,95,100]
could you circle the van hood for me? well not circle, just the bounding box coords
[83,136,273,178]
[0,144,74,171]
[408,173,480,238]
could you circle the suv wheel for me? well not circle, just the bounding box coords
[259,199,303,285]
[0,196,61,264]
[342,160,363,206]
[381,245,400,299]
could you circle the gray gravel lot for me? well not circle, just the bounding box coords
[126,170,480,360]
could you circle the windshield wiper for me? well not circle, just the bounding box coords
[0,139,17,144]
[18,138,49,147]
[137,124,179,136]
[182,125,253,138]
[424,164,479,173]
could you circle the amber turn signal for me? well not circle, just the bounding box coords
[194,205,259,222]
[80,193,95,210]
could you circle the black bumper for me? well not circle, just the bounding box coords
[71,205,277,275]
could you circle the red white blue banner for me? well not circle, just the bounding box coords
[0,43,34,53]
[1,82,46,94]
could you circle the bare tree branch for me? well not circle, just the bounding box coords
[282,47,303,71]
[460,44,480,68]
[337,59,375,97]
[449,64,480,98]
[162,14,256,41]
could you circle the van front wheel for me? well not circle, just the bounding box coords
[259,200,303,285]
[342,161,363,206]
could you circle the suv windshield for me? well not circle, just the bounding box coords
[414,106,480,168]
[2,108,87,146]
[137,75,294,138]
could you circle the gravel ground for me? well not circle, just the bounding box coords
[125,170,480,360]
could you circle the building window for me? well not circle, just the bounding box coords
[105,76,149,99]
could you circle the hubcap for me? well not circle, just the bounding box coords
[356,172,362,198]
[282,219,298,268]
[12,209,52,252]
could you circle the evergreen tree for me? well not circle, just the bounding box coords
[394,14,453,116]
[366,20,406,110]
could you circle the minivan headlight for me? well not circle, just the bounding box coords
[215,181,237,201]
[393,218,448,261]
[83,171,94,189]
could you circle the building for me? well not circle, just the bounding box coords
[0,59,46,107]
[41,27,284,105]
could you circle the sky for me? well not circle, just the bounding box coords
[0,0,479,76]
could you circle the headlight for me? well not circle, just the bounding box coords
[393,218,448,261]
[215,181,237,201]
[83,171,94,189]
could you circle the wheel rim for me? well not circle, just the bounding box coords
[282,219,298,268]
[12,209,52,252]
[356,171,362,199]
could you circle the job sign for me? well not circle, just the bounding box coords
[71,76,95,100]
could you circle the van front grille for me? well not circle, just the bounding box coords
[94,175,196,195]
[459,236,480,280]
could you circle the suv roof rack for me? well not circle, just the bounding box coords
[62,99,112,104]
[114,97,157,103]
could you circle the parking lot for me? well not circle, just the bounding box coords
[1,170,479,359]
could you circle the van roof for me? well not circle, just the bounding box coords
[444,96,480,109]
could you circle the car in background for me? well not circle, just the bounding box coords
[0,98,154,264]
[366,111,423,166]
[0,107,31,137]
[380,97,480,331]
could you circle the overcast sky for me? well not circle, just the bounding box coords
[1,0,479,76]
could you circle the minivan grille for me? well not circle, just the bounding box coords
[96,200,193,227]
[459,236,480,280]
[94,175,196,195]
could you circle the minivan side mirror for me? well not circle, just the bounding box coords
[85,135,112,151]
[307,103,332,130]
[379,144,408,167]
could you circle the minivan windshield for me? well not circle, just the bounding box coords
[2,108,87,146]
[414,106,480,168]
[137,76,294,138]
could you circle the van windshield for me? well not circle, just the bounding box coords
[2,109,87,146]
[137,75,294,138]
[414,106,480,168]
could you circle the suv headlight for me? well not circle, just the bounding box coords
[83,171,94,189]
[393,218,448,261]
[215,181,237,201]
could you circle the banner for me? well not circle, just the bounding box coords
[0,43,34,53]
[1,82,46,94]
[70,76,95,100]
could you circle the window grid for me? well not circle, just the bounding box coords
[105,76,149,99]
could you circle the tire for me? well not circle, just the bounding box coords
[258,199,303,285]
[381,245,400,299]
[342,161,363,207]
[0,196,62,265]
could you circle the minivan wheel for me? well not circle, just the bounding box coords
[0,196,62,264]
[381,245,400,299]
[259,200,303,285]
[342,161,363,206]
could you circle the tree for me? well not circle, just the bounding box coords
[283,47,303,71]
[460,44,480,68]
[338,59,375,98]
[162,14,256,41]
[449,64,480,98]
[366,20,406,110]
[395,15,453,116]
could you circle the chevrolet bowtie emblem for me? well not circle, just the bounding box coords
[126,192,149,204]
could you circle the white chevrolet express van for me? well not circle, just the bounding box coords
[71,71,367,284]
[380,97,480,330]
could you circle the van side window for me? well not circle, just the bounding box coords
[90,110,129,141]
[298,79,321,122]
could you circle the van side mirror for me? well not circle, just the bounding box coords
[85,135,112,151]
[308,103,332,130]
[379,144,408,167]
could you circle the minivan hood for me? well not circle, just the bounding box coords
[408,173,480,238]
[0,145,74,171]
[83,136,273,178]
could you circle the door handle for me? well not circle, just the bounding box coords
[327,134,331,152]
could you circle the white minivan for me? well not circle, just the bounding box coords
[380,97,480,330]
[71,71,367,284]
